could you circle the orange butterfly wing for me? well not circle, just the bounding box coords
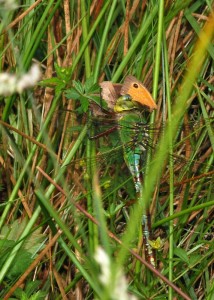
[121,75,157,111]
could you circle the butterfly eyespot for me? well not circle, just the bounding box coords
[133,83,139,88]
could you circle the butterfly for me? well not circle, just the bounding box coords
[92,75,157,116]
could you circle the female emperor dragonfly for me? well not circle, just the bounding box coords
[91,75,158,268]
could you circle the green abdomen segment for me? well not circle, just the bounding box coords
[117,111,156,268]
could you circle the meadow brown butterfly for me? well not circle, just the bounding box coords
[120,75,157,112]
[99,75,157,113]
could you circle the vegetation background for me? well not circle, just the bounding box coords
[0,0,213,299]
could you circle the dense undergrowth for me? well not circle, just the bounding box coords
[0,1,213,299]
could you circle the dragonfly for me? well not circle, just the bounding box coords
[91,75,158,268]
[85,75,213,269]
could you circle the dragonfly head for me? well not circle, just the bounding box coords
[113,94,141,112]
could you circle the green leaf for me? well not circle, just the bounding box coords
[39,76,66,95]
[0,219,45,254]
[0,219,45,279]
[174,247,189,264]
[25,280,42,296]
[1,219,27,240]
[89,95,108,110]
[54,63,71,81]
[87,82,100,94]
[20,291,29,300]
[14,290,46,300]
[0,239,14,258]
[65,87,81,100]
[0,239,33,279]
[29,291,47,300]
[79,96,89,112]
[39,77,63,87]
[72,80,84,94]
[56,83,66,95]
[84,76,94,92]
[189,254,201,266]
[13,287,24,298]
[13,281,44,299]
[24,228,45,255]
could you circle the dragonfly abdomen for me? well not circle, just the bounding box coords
[142,214,156,268]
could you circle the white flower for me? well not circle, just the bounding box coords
[0,73,17,96]
[113,270,138,300]
[0,0,17,10]
[94,247,138,300]
[94,246,111,285]
[0,64,41,96]
[16,64,41,93]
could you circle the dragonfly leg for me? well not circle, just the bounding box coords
[88,125,118,140]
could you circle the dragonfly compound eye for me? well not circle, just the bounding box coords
[124,94,132,100]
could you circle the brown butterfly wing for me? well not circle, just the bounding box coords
[120,75,142,94]
[99,81,122,110]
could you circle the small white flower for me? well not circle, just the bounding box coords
[0,64,41,96]
[29,63,41,82]
[114,270,138,300]
[0,73,17,96]
[94,246,111,284]
[0,0,17,10]
[94,247,138,300]
[16,74,33,93]
[17,64,41,93]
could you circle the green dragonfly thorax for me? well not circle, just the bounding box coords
[114,94,143,113]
